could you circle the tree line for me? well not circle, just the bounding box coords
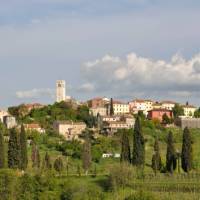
[120,116,193,174]
[0,125,65,173]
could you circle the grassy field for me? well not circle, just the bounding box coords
[5,126,200,199]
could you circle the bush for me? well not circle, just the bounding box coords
[60,180,105,200]
[92,145,103,163]
[56,140,82,159]
[0,169,16,200]
[108,164,134,190]
[125,190,158,200]
[16,174,39,200]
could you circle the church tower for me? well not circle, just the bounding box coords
[56,80,66,102]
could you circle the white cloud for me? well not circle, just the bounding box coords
[16,88,55,99]
[81,52,200,100]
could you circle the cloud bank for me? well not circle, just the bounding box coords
[81,53,200,102]
[16,88,55,99]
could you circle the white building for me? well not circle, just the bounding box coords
[103,114,135,133]
[56,80,66,102]
[102,115,121,122]
[0,110,8,123]
[3,116,17,129]
[182,105,197,117]
[161,101,176,110]
[129,99,153,116]
[53,121,86,140]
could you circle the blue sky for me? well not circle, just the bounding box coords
[1,0,200,108]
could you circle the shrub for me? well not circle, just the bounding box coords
[0,169,16,200]
[108,163,134,190]
[60,180,104,200]
[125,190,158,200]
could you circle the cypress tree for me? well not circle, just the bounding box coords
[120,131,131,164]
[152,138,162,175]
[181,127,193,173]
[82,138,92,175]
[132,116,145,166]
[8,128,20,169]
[36,148,40,169]
[166,131,177,173]
[0,130,5,168]
[31,142,40,168]
[19,125,28,170]
[110,98,114,116]
[43,152,52,169]
[54,157,63,174]
[77,164,81,177]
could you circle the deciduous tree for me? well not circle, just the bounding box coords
[172,104,184,118]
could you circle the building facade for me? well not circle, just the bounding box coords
[161,101,176,110]
[182,105,197,117]
[103,114,135,134]
[3,116,17,129]
[129,99,153,116]
[24,123,45,133]
[0,110,8,123]
[87,97,109,108]
[112,101,130,115]
[56,80,66,102]
[53,121,86,140]
[147,109,173,122]
[175,117,200,129]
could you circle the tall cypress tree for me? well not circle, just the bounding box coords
[19,125,28,170]
[0,130,5,168]
[152,138,162,175]
[181,127,193,173]
[110,98,114,116]
[31,141,40,168]
[82,137,91,175]
[36,148,40,168]
[54,157,64,174]
[43,152,52,169]
[8,128,20,169]
[132,116,145,166]
[120,131,131,164]
[166,131,177,173]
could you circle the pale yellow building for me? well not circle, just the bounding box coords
[53,121,86,140]
[152,102,162,109]
[161,101,176,110]
[113,101,130,115]
[182,105,197,117]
